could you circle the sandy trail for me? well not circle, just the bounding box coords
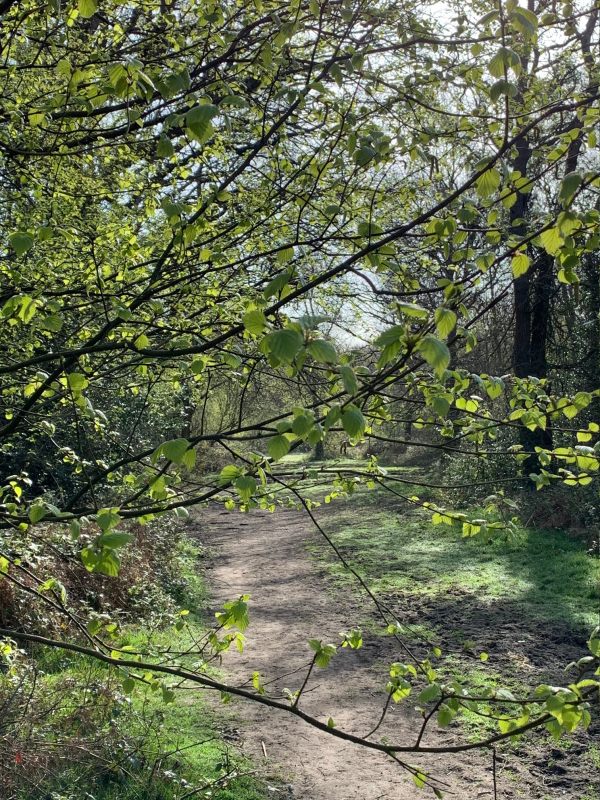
[191,506,501,800]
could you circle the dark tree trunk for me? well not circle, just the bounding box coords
[313,440,325,461]
[581,255,600,423]
[510,136,554,473]
[530,253,553,378]
[512,272,532,378]
[512,256,555,473]
[180,380,195,439]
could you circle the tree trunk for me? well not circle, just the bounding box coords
[582,254,600,424]
[510,135,554,473]
[313,440,325,461]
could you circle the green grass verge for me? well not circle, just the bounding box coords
[15,537,267,800]
[306,474,598,752]
[310,483,598,630]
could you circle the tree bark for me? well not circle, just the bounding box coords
[509,129,554,472]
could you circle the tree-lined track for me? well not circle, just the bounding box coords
[1,0,599,796]
[197,505,500,799]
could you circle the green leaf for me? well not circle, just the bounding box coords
[94,548,121,578]
[412,771,427,789]
[220,94,249,108]
[489,79,518,102]
[418,683,442,703]
[291,414,313,437]
[219,464,242,484]
[437,705,454,727]
[307,339,337,364]
[588,629,600,657]
[559,172,581,207]
[476,168,501,198]
[276,246,295,265]
[152,438,190,464]
[15,295,38,323]
[323,405,341,430]
[243,308,267,336]
[339,365,358,394]
[397,302,428,319]
[309,639,337,668]
[96,508,121,531]
[78,0,98,17]
[486,377,504,400]
[431,395,450,417]
[87,618,102,636]
[161,686,176,704]
[157,135,174,157]
[342,404,366,438]
[134,333,150,350]
[354,144,376,167]
[511,252,531,278]
[539,227,563,255]
[264,329,303,363]
[28,503,47,524]
[81,547,121,577]
[374,325,404,347]
[185,104,218,144]
[67,372,89,391]
[97,531,133,549]
[267,434,291,460]
[558,267,579,285]
[510,6,538,36]
[181,448,196,470]
[417,335,450,377]
[263,270,292,299]
[40,314,63,332]
[38,226,54,243]
[434,308,456,339]
[488,47,521,78]
[216,595,250,631]
[295,313,330,331]
[234,475,257,501]
[9,232,34,256]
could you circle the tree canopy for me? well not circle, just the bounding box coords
[0,0,599,793]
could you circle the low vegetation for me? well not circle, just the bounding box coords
[1,0,599,796]
[0,529,267,800]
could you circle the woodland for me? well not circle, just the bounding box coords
[0,0,599,798]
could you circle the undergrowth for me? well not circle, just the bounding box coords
[0,524,267,800]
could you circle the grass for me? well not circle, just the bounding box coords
[27,692,265,800]
[309,482,598,630]
[304,469,599,756]
[580,789,600,800]
[586,743,600,770]
[15,463,595,797]
[14,537,268,800]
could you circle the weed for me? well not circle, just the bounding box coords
[586,743,600,770]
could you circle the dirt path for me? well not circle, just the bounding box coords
[191,506,502,800]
